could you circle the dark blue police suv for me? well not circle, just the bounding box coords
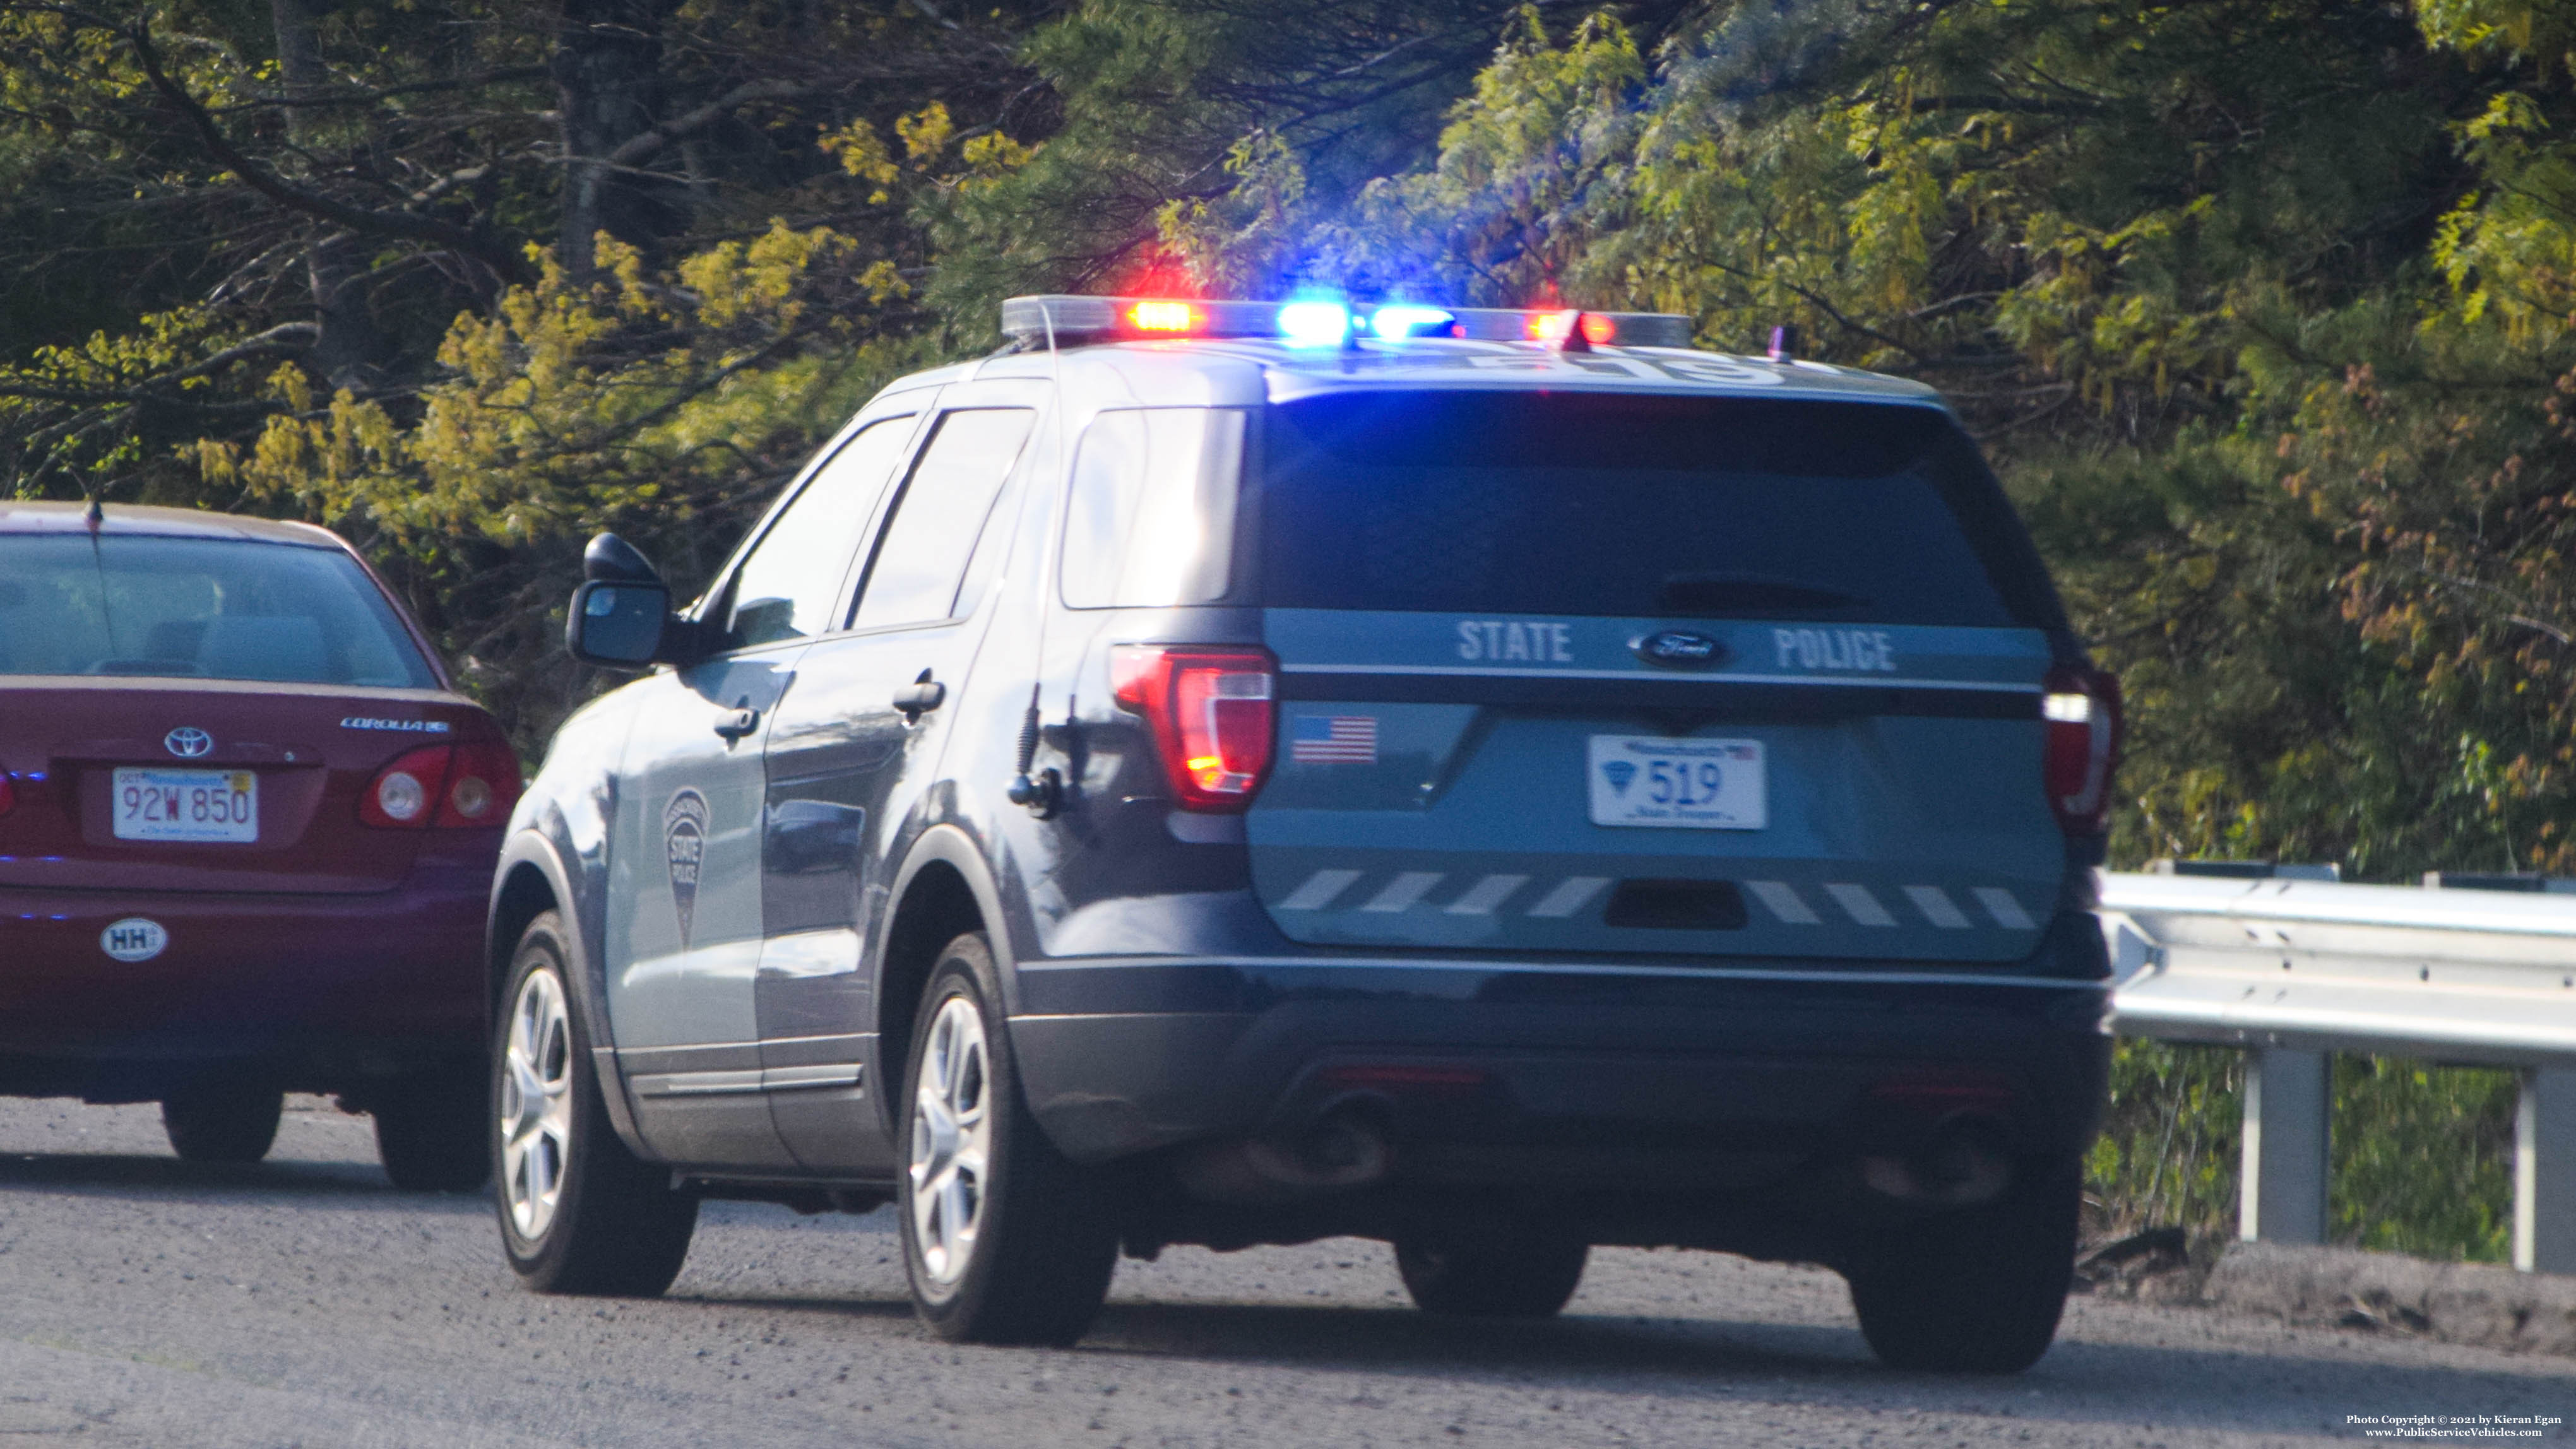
[485,295,2122,1373]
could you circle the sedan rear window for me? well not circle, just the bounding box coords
[1257,391,2060,629]
[0,534,439,687]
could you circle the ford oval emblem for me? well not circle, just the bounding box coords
[1633,630,1730,669]
[163,727,213,758]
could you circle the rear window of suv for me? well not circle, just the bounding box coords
[1257,391,2054,627]
[0,534,439,687]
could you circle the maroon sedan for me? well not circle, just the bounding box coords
[0,502,516,1187]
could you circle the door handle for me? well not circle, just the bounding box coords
[893,670,945,723]
[713,706,760,742]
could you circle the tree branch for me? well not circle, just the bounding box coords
[125,16,531,284]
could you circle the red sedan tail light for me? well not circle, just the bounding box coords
[2041,665,2123,837]
[360,742,523,829]
[1110,646,1277,812]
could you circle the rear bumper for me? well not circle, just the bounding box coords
[1011,954,2111,1176]
[0,865,486,1096]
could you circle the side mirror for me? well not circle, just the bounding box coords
[566,579,669,668]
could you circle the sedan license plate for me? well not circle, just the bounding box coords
[111,768,258,843]
[1588,736,1765,830]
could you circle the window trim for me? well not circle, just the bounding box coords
[694,406,928,658]
[841,404,1041,636]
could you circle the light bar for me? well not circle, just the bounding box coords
[1000,295,1695,349]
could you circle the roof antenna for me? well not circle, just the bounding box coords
[1546,310,1594,354]
[83,491,103,529]
[1767,324,1800,363]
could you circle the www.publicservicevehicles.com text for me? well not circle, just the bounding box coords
[2349,1416,2563,1438]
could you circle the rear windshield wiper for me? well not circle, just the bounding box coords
[1653,572,1871,617]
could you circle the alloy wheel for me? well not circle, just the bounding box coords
[908,994,992,1287]
[500,967,574,1240]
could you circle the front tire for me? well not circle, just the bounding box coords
[1846,1159,2081,1373]
[899,933,1116,1346]
[162,1074,283,1164]
[494,911,697,1296]
[375,1060,490,1191]
[1395,1233,1589,1318]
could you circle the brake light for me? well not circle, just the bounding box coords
[361,741,521,829]
[1110,646,1276,812]
[436,740,522,827]
[0,773,14,819]
[2042,665,2123,836]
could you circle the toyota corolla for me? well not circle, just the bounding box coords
[0,501,514,1187]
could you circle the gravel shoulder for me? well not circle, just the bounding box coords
[2,1097,2571,1446]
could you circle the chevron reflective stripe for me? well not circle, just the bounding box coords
[1270,868,2041,928]
[1974,887,2036,930]
[1904,885,1973,929]
[1360,872,1444,913]
[1744,880,1820,925]
[1278,869,1362,910]
[1824,883,1897,926]
[1444,873,1529,915]
[1525,877,1611,918]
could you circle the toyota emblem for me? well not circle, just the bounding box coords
[163,727,213,759]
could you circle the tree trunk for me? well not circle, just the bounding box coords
[270,0,385,391]
[553,0,679,276]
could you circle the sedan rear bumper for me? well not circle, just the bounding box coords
[0,864,487,1099]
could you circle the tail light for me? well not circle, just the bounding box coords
[360,741,523,829]
[0,773,14,819]
[2042,665,2123,836]
[1110,646,1276,812]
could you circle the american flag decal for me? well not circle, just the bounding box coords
[1290,714,1377,763]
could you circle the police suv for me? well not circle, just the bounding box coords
[489,295,2122,1373]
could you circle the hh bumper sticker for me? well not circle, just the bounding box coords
[101,918,167,962]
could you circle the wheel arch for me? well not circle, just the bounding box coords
[875,825,1014,1130]
[487,827,653,1157]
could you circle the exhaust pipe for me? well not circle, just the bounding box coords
[1177,1108,1392,1205]
[1857,1120,2014,1207]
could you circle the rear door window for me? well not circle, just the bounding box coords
[850,408,1036,630]
[1257,392,2050,627]
[0,534,437,686]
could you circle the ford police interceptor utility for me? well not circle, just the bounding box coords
[487,295,2122,1373]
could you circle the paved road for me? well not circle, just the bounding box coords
[0,1096,2569,1447]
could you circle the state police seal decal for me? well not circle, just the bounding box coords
[663,789,709,947]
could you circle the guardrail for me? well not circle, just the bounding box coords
[2100,868,2576,1272]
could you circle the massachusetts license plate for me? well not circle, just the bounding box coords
[1588,736,1766,830]
[111,767,258,843]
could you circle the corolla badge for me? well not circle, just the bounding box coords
[163,727,213,758]
[663,790,709,947]
[1632,630,1730,670]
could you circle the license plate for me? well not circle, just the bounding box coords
[1588,736,1766,830]
[111,768,258,843]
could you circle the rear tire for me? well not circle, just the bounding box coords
[494,911,696,1296]
[1395,1233,1589,1318]
[1846,1159,2080,1373]
[161,1075,282,1164]
[375,1060,491,1192]
[899,933,1117,1346]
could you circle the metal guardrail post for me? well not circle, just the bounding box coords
[2517,1069,2576,1273]
[2242,1046,2330,1244]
